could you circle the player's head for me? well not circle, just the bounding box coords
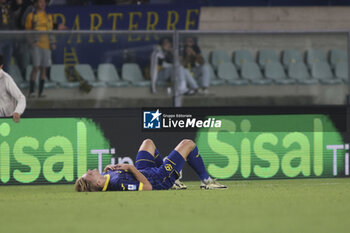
[75,169,104,192]
[0,54,3,69]
[34,0,46,11]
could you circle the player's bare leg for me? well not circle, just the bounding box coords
[174,139,227,190]
[138,138,156,155]
[174,139,196,160]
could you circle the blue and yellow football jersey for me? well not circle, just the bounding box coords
[101,150,185,191]
[101,170,143,191]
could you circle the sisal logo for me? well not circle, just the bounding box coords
[0,118,133,185]
[143,109,162,129]
[196,115,347,180]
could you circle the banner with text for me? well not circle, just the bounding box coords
[0,106,348,185]
[47,4,200,68]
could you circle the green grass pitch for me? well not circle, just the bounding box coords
[0,178,349,233]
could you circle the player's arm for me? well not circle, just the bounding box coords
[115,164,152,191]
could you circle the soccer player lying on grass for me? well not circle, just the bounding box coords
[75,139,227,191]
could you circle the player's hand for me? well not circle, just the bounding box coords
[114,164,132,171]
[13,113,20,123]
[103,164,118,172]
[51,44,56,50]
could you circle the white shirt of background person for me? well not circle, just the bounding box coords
[0,57,26,123]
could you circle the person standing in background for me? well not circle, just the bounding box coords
[12,0,33,80]
[0,54,26,123]
[25,0,54,97]
[0,0,15,73]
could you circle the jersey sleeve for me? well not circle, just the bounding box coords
[111,178,143,191]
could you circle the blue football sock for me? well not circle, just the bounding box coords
[154,148,163,167]
[187,146,210,181]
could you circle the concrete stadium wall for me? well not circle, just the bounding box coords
[197,7,349,57]
[199,7,350,30]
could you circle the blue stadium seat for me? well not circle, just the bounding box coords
[311,62,342,84]
[210,50,231,70]
[282,49,303,68]
[265,62,296,84]
[258,49,279,69]
[306,49,327,67]
[75,64,105,87]
[97,64,129,87]
[241,62,272,85]
[335,61,348,83]
[217,62,248,85]
[122,63,151,87]
[233,50,254,70]
[288,62,318,84]
[50,64,80,88]
[330,49,348,69]
[208,64,225,86]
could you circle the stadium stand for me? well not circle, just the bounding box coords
[217,62,248,85]
[2,2,347,108]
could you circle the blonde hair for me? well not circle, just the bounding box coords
[75,177,101,192]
